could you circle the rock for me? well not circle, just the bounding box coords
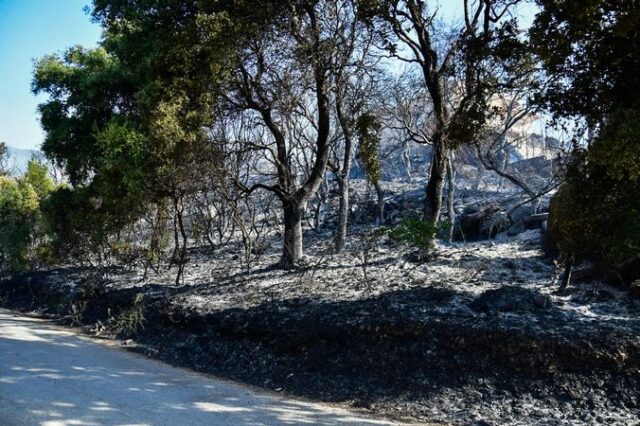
[510,205,534,224]
[455,205,502,241]
[533,293,552,309]
[470,286,553,313]
[523,213,549,230]
[480,212,512,238]
[507,221,526,236]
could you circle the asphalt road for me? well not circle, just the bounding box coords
[0,309,401,426]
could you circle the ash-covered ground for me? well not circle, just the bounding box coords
[1,181,639,425]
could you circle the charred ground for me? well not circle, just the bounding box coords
[2,222,639,425]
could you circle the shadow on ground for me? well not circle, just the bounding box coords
[0,311,399,426]
[1,268,639,424]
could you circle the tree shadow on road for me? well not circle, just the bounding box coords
[0,311,401,426]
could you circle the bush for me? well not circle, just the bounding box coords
[0,177,39,271]
[549,109,640,281]
[40,186,104,260]
[389,217,439,252]
[0,160,57,272]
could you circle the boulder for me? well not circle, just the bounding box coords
[523,213,549,230]
[480,211,512,238]
[455,205,512,241]
[470,286,552,314]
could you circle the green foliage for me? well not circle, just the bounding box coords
[535,1,640,283]
[531,0,640,123]
[356,113,382,185]
[388,217,438,252]
[112,293,146,336]
[23,159,55,198]
[33,47,132,184]
[549,109,640,269]
[40,185,110,260]
[31,0,252,261]
[0,164,55,272]
[0,142,8,176]
[0,177,38,271]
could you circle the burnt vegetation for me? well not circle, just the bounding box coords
[1,1,639,424]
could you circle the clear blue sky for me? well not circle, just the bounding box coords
[0,0,101,150]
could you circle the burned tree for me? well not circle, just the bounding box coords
[219,2,338,267]
[360,0,527,234]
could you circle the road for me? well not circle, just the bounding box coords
[0,309,402,426]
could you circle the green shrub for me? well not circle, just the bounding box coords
[0,160,57,272]
[388,217,439,252]
[23,160,55,198]
[40,186,103,260]
[549,109,640,276]
[0,177,39,271]
[113,293,146,336]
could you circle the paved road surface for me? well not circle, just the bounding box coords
[0,310,402,426]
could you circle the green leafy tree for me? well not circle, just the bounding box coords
[33,47,134,184]
[549,110,640,277]
[23,159,54,198]
[0,163,55,272]
[532,0,640,284]
[0,142,8,176]
[0,177,39,271]
[531,0,640,124]
[33,48,150,260]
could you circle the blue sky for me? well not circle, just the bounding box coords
[0,0,101,150]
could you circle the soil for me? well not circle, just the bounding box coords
[1,227,639,425]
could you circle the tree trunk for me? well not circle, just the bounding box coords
[335,176,349,252]
[334,80,354,253]
[559,255,574,293]
[446,154,456,242]
[313,178,328,231]
[374,181,385,225]
[402,141,412,182]
[281,198,304,268]
[424,141,448,227]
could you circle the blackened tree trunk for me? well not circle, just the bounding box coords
[446,153,456,242]
[374,181,385,225]
[334,91,355,252]
[424,138,448,226]
[335,176,350,252]
[281,198,304,267]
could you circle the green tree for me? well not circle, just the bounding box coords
[549,110,640,280]
[33,47,150,260]
[532,0,640,284]
[0,177,38,271]
[0,163,55,272]
[23,159,54,198]
[531,0,640,124]
[33,0,242,276]
[0,142,8,176]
